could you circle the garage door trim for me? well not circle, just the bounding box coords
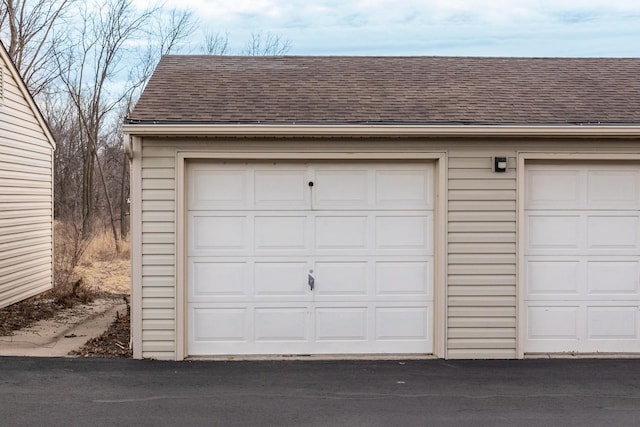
[175,151,447,360]
[517,152,640,358]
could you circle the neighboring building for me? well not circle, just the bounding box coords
[0,42,55,309]
[124,56,640,360]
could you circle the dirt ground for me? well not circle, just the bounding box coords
[69,300,132,358]
[0,256,132,357]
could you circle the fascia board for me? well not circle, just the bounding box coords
[122,124,640,138]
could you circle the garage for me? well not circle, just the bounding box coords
[186,161,435,356]
[524,163,640,353]
[124,55,640,360]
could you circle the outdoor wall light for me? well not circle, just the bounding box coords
[494,156,507,173]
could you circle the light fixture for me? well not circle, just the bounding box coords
[494,156,507,173]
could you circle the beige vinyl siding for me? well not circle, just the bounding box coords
[0,58,54,309]
[447,152,517,359]
[139,141,177,359]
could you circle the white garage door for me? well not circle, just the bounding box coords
[525,163,640,353]
[187,161,434,356]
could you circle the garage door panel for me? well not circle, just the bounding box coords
[191,307,248,342]
[254,308,308,341]
[254,169,308,208]
[254,262,308,296]
[527,306,580,339]
[526,169,580,209]
[254,215,309,251]
[376,215,432,251]
[376,307,431,340]
[376,261,432,296]
[314,169,368,209]
[314,262,368,296]
[190,215,248,253]
[375,169,432,209]
[587,216,640,250]
[315,307,367,341]
[526,215,581,252]
[587,307,639,339]
[587,261,640,295]
[190,261,249,298]
[315,216,368,250]
[189,168,250,210]
[526,260,581,295]
[587,170,640,209]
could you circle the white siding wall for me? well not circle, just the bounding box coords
[135,137,640,360]
[0,60,54,308]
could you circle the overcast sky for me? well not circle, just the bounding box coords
[142,0,640,56]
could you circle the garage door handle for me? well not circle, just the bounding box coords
[308,272,315,291]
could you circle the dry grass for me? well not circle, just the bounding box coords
[82,229,130,263]
[54,223,131,304]
[77,228,131,295]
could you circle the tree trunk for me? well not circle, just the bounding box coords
[81,140,95,239]
[95,151,121,253]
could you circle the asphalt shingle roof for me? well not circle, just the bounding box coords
[128,56,640,125]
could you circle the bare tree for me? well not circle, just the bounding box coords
[44,92,83,222]
[54,0,144,243]
[0,0,75,96]
[242,31,291,56]
[153,8,196,56]
[201,30,229,55]
[53,0,194,249]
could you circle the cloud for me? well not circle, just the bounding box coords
[134,0,640,56]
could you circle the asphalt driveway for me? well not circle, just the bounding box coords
[1,357,639,426]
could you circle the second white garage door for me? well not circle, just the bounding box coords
[187,161,434,356]
[524,163,640,353]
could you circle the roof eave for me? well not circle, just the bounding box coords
[122,123,640,138]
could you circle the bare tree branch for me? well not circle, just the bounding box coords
[155,8,195,55]
[51,0,149,238]
[51,0,195,242]
[0,0,75,95]
[242,31,291,56]
[201,30,229,55]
